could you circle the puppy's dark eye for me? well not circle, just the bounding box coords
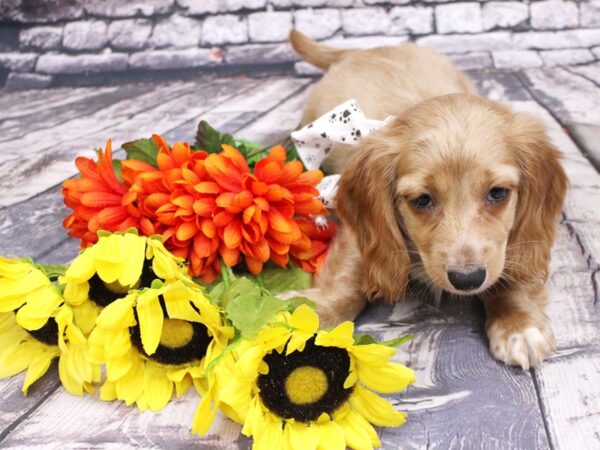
[411,194,434,209]
[487,187,509,203]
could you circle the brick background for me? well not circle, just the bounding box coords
[0,0,598,89]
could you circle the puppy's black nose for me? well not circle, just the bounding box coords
[447,268,486,291]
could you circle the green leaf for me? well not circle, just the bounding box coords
[260,266,312,295]
[282,296,316,311]
[112,159,123,183]
[353,333,414,348]
[122,138,159,167]
[195,120,223,154]
[36,263,69,280]
[225,278,287,338]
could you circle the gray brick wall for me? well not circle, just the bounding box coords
[0,0,599,89]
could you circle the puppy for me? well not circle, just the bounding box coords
[289,30,568,370]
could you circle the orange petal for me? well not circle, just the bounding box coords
[223,221,242,249]
[194,181,221,194]
[80,192,123,207]
[268,208,293,233]
[176,221,198,241]
[245,257,263,275]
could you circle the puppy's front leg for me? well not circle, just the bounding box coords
[282,226,368,327]
[484,283,555,369]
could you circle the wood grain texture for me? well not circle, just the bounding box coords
[356,297,549,450]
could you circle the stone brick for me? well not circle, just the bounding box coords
[270,0,353,7]
[540,49,595,66]
[178,0,266,15]
[151,15,202,48]
[83,0,174,18]
[36,53,128,74]
[6,0,83,22]
[342,8,390,36]
[19,26,63,50]
[581,2,600,28]
[531,1,579,30]
[295,9,341,40]
[0,53,37,71]
[108,19,153,51]
[323,35,408,49]
[63,21,108,51]
[294,61,323,76]
[129,48,222,69]
[417,32,512,53]
[248,11,292,43]
[492,50,543,69]
[5,73,52,90]
[514,30,600,50]
[389,6,433,35]
[482,2,529,31]
[448,52,493,70]
[202,15,248,45]
[436,3,483,34]
[363,0,411,4]
[224,43,297,64]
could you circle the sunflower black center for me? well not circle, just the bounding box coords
[257,338,353,423]
[89,258,158,307]
[129,301,212,366]
[26,318,59,346]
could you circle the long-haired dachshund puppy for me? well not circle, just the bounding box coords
[289,30,568,370]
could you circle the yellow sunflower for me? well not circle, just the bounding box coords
[193,305,415,450]
[0,257,99,395]
[60,231,186,337]
[88,279,234,412]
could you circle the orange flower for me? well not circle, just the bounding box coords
[205,145,327,275]
[63,134,336,280]
[62,140,139,247]
[290,217,337,273]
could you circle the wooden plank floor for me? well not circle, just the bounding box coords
[0,68,599,450]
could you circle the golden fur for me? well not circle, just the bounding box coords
[289,30,568,369]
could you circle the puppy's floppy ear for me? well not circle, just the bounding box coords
[507,113,568,283]
[336,131,410,302]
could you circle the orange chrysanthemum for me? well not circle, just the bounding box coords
[63,135,336,280]
[62,140,139,247]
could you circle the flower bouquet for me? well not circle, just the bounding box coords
[0,120,415,450]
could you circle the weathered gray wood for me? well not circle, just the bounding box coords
[356,297,550,450]
[0,86,131,142]
[533,351,600,450]
[568,123,600,173]
[0,78,258,207]
[519,67,600,126]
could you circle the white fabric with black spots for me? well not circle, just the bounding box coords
[291,99,393,208]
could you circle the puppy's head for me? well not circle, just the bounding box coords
[336,94,567,300]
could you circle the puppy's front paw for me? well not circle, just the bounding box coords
[487,321,555,370]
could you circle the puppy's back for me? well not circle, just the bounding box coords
[290,30,476,125]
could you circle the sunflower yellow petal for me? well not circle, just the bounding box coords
[104,328,132,359]
[336,408,380,450]
[63,281,89,306]
[174,374,192,397]
[144,364,173,411]
[314,322,354,349]
[350,344,395,364]
[289,304,319,334]
[349,385,407,427]
[63,250,96,283]
[283,420,319,450]
[137,290,164,355]
[106,352,133,381]
[163,283,203,322]
[59,348,84,396]
[238,345,267,380]
[252,412,283,450]
[118,233,146,286]
[72,300,101,336]
[23,350,56,394]
[100,380,117,401]
[115,356,145,405]
[0,341,34,378]
[357,361,415,394]
[96,295,136,330]
[316,419,346,450]
[192,386,219,436]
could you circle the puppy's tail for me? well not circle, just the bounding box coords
[289,29,352,70]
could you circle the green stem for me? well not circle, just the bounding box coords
[220,258,230,289]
